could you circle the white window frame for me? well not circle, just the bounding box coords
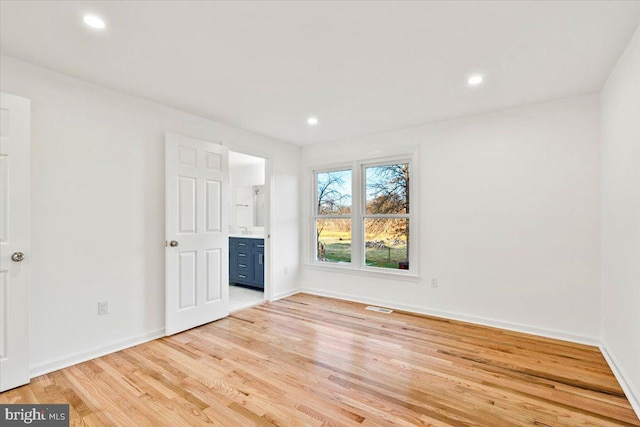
[310,150,419,279]
[313,165,354,264]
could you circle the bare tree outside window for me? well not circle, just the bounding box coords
[317,171,351,216]
[365,163,410,269]
[315,170,351,263]
[313,160,412,271]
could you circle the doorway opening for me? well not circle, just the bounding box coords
[228,151,268,312]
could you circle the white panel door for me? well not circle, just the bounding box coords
[0,93,30,391]
[165,132,229,335]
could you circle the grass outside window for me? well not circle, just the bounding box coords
[313,156,415,274]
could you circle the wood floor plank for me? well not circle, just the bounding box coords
[1,293,638,426]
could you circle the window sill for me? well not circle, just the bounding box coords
[303,262,421,282]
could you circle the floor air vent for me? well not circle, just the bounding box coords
[365,306,393,313]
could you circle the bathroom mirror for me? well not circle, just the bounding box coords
[236,185,265,227]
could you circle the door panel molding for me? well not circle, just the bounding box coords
[165,132,229,335]
[0,92,31,391]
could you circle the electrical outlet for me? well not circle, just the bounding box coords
[98,301,109,315]
[431,277,438,288]
[284,266,289,275]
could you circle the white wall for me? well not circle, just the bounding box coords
[301,93,601,343]
[0,56,302,375]
[600,26,640,412]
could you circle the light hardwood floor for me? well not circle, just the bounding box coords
[2,293,638,426]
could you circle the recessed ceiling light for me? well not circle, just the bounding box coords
[468,74,484,86]
[83,15,106,29]
[307,117,319,126]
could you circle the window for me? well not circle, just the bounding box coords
[315,169,352,263]
[313,156,415,275]
[364,163,410,270]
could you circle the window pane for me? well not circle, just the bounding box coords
[317,170,352,215]
[365,218,409,269]
[365,163,409,214]
[317,219,351,263]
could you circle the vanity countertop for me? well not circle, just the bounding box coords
[229,234,264,239]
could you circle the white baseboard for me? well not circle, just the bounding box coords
[27,291,639,422]
[301,288,601,346]
[30,328,165,379]
[600,343,640,419]
[301,289,640,418]
[271,288,301,301]
[29,289,302,379]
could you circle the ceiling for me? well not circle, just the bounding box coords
[2,1,640,146]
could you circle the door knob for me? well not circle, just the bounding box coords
[11,252,24,262]
[169,241,179,247]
